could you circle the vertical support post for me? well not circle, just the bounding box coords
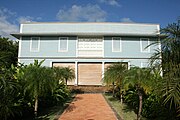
[75,61,78,86]
[102,62,105,83]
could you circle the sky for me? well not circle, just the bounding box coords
[0,0,180,39]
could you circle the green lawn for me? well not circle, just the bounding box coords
[37,95,75,120]
[104,93,137,120]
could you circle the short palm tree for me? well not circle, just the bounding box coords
[23,60,56,117]
[103,62,127,102]
[57,67,75,85]
[125,67,154,120]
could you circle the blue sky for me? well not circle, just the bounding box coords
[0,0,180,39]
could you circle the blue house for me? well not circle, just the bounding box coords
[12,22,161,86]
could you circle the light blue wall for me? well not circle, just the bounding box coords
[19,36,159,68]
[104,37,158,58]
[19,58,150,68]
[20,36,77,57]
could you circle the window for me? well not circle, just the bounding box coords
[112,37,121,52]
[58,37,68,52]
[78,37,103,50]
[140,38,150,52]
[30,37,40,52]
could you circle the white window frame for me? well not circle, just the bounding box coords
[58,37,68,52]
[77,37,103,50]
[112,37,122,52]
[140,38,150,53]
[30,37,40,52]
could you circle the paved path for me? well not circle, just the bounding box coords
[59,94,117,120]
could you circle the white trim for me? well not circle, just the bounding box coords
[20,24,23,33]
[18,37,22,58]
[102,37,105,58]
[102,62,105,80]
[18,37,22,63]
[75,61,78,86]
[112,37,122,52]
[49,61,53,67]
[30,37,40,52]
[76,36,78,57]
[140,38,150,53]
[128,61,131,70]
[58,37,68,52]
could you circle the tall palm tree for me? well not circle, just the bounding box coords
[103,62,127,102]
[125,67,154,120]
[23,60,56,117]
[150,20,180,115]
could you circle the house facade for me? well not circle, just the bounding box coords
[12,22,161,86]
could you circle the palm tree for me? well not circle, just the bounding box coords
[0,66,20,120]
[150,20,180,115]
[125,67,154,120]
[55,67,75,85]
[23,60,56,117]
[103,62,127,102]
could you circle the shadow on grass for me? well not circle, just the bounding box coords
[122,104,135,113]
[37,95,76,120]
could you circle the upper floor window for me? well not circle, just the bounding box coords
[78,37,103,50]
[58,37,68,52]
[112,37,121,52]
[140,38,150,52]
[30,37,40,52]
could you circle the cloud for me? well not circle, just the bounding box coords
[0,7,42,39]
[56,4,107,22]
[17,16,42,23]
[17,16,35,23]
[98,0,121,7]
[0,8,19,40]
[120,17,134,23]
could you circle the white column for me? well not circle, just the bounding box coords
[75,61,78,86]
[102,62,105,81]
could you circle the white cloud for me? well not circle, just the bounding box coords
[17,16,35,23]
[0,8,19,40]
[56,4,107,22]
[120,17,134,23]
[0,7,42,39]
[99,0,121,7]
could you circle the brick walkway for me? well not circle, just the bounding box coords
[58,94,117,120]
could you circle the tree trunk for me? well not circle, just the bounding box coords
[137,93,142,120]
[66,78,68,85]
[112,82,115,97]
[120,91,123,104]
[34,96,38,117]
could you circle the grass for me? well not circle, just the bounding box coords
[37,95,75,120]
[104,93,137,120]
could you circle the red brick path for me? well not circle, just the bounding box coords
[59,94,117,120]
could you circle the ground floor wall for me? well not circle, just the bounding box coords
[18,58,150,85]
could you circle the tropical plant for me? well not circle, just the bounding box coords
[23,60,57,117]
[0,66,20,120]
[0,37,18,68]
[150,20,180,116]
[54,67,75,85]
[103,62,127,102]
[124,67,154,120]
